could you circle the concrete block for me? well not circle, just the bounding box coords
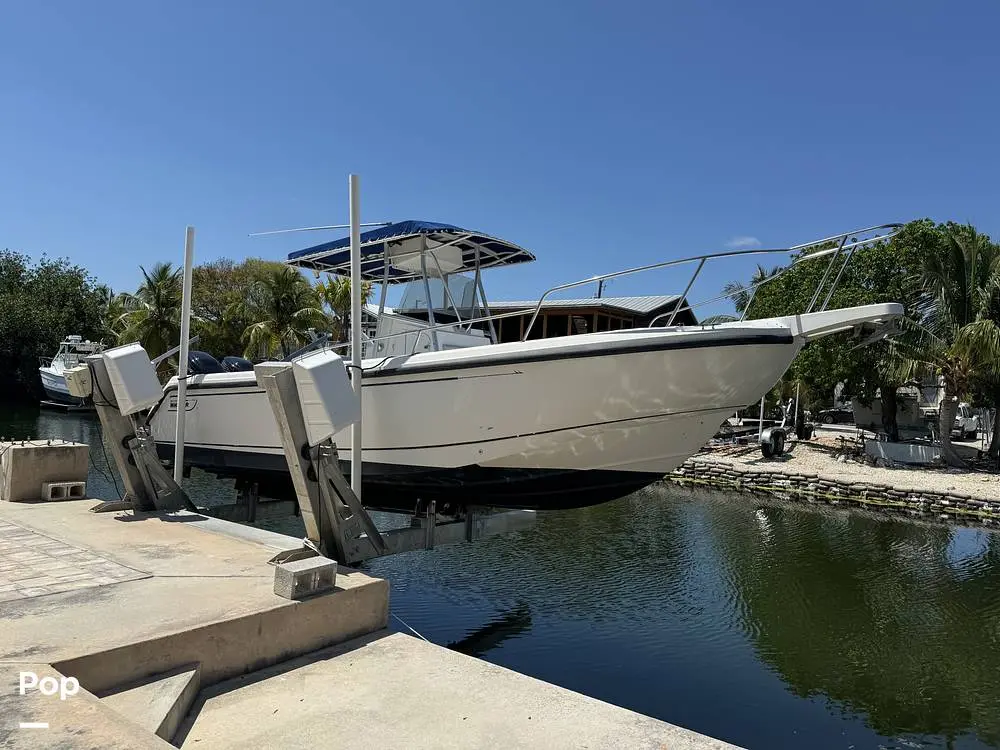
[273,556,337,600]
[42,481,87,501]
[1,440,89,502]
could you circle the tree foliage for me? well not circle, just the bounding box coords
[727,219,1000,464]
[111,258,336,370]
[114,262,185,367]
[0,250,109,400]
[895,224,1000,464]
[738,221,932,413]
[315,275,374,342]
[191,258,289,357]
[230,266,330,359]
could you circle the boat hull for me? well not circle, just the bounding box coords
[149,326,801,511]
[39,368,85,405]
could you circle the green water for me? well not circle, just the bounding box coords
[4,403,1000,749]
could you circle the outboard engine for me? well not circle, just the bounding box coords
[221,355,254,373]
[187,350,225,375]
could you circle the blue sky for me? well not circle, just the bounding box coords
[2,1,998,315]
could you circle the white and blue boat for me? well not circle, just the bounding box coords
[147,220,904,514]
[39,335,105,405]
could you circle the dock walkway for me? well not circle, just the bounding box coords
[0,498,740,749]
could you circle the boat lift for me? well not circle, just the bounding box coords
[66,341,535,565]
[64,173,534,567]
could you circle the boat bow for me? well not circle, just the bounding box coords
[716,303,904,343]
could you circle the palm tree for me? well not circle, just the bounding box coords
[865,339,914,442]
[115,263,184,364]
[234,266,330,359]
[901,226,1000,466]
[316,275,374,342]
[93,283,118,341]
[723,263,783,318]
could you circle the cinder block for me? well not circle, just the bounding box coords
[273,556,337,600]
[1,440,89,502]
[41,481,87,501]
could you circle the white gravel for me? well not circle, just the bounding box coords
[690,440,1000,500]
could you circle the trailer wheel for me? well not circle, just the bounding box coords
[760,428,786,459]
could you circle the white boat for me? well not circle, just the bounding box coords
[148,220,903,513]
[39,335,106,405]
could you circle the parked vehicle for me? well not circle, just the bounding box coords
[953,402,979,439]
[853,394,930,440]
[817,404,854,424]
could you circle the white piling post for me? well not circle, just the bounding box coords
[758,396,766,441]
[173,226,195,485]
[349,175,363,498]
[794,382,801,435]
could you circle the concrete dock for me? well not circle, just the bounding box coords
[0,497,741,749]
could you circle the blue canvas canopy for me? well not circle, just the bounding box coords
[286,220,536,283]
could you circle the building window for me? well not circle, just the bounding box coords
[545,314,569,338]
[524,314,544,339]
[498,315,521,343]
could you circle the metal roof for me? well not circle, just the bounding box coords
[486,295,684,316]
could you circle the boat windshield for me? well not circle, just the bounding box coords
[395,273,485,319]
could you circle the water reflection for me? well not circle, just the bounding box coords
[708,488,1000,747]
[446,602,533,659]
[0,403,234,508]
[4,405,1000,748]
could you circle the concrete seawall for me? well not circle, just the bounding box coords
[665,457,1000,528]
[0,497,742,749]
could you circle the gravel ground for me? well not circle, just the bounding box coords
[692,438,1000,499]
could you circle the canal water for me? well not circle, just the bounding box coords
[4,404,1000,749]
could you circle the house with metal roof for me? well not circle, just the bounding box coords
[359,294,696,344]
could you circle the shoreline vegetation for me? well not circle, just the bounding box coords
[0,254,371,401]
[3,218,1000,472]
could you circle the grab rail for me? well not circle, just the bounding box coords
[521,223,902,338]
[314,222,903,357]
[316,307,542,355]
[646,232,899,327]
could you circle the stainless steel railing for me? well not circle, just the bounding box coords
[647,229,902,327]
[315,222,903,356]
[521,223,901,336]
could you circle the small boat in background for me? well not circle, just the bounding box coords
[39,335,105,406]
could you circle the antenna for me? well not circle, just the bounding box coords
[248,222,392,238]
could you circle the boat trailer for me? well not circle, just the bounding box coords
[65,344,535,568]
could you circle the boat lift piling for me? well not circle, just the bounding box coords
[254,351,535,566]
[173,225,195,486]
[65,350,193,514]
[348,174,363,498]
[253,360,386,563]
